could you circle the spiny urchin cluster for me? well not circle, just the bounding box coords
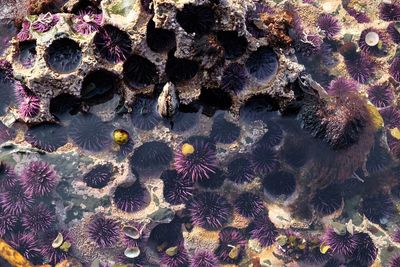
[21,160,59,197]
[88,215,120,248]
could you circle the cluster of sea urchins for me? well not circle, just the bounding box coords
[0,0,399,266]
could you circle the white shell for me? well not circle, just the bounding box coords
[52,233,64,249]
[123,226,140,239]
[365,32,380,47]
[124,247,140,258]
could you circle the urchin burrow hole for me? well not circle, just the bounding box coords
[146,19,176,53]
[122,54,158,89]
[17,40,37,68]
[165,52,199,83]
[176,4,215,36]
[245,46,279,81]
[81,69,118,104]
[216,31,248,60]
[45,38,82,74]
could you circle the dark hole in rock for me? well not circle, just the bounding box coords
[199,88,232,117]
[81,69,118,105]
[50,93,81,118]
[94,25,132,63]
[176,4,215,36]
[45,38,82,74]
[165,52,199,83]
[146,19,176,53]
[123,54,158,89]
[245,46,278,81]
[239,95,280,123]
[17,40,36,68]
[71,0,101,14]
[216,31,248,60]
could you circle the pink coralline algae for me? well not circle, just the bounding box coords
[17,21,31,41]
[31,13,60,33]
[72,8,103,35]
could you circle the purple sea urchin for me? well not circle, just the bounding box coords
[0,162,17,190]
[390,57,400,82]
[324,228,359,257]
[390,254,400,267]
[360,193,395,224]
[188,192,232,230]
[249,213,278,247]
[197,168,225,189]
[346,8,370,23]
[69,113,112,152]
[245,46,278,81]
[0,63,17,116]
[281,137,310,168]
[161,170,194,205]
[130,141,172,174]
[215,227,246,264]
[0,206,17,237]
[387,22,400,44]
[31,13,59,32]
[317,14,341,39]
[25,123,68,152]
[255,121,284,148]
[176,4,215,35]
[146,19,176,53]
[190,250,219,267]
[379,3,400,21]
[83,164,113,189]
[353,232,378,266]
[0,183,34,215]
[358,28,387,56]
[94,25,132,63]
[345,53,376,83]
[123,54,158,88]
[45,38,82,73]
[130,96,161,130]
[174,139,218,182]
[262,171,296,200]
[160,244,190,267]
[234,192,264,218]
[311,184,343,215]
[327,77,358,96]
[41,230,71,265]
[210,114,240,144]
[245,3,273,38]
[88,215,120,247]
[81,69,118,105]
[239,95,279,123]
[22,203,55,232]
[366,142,391,174]
[367,83,394,108]
[250,146,279,175]
[19,94,40,118]
[148,219,183,248]
[9,233,43,264]
[72,8,103,35]
[164,104,200,133]
[221,63,247,93]
[226,156,255,184]
[216,31,248,60]
[113,181,150,213]
[21,161,59,197]
[380,107,400,129]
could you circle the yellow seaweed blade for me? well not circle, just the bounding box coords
[0,239,34,267]
[366,103,383,130]
[390,128,400,140]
